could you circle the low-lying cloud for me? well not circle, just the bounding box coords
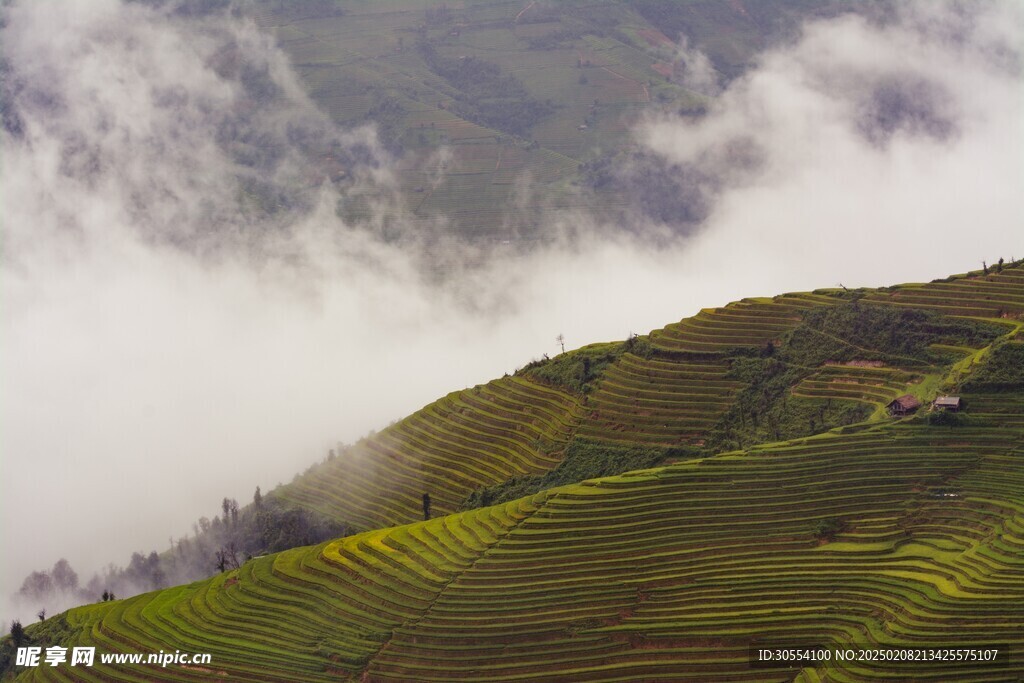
[637,1,1023,279]
[2,0,1022,624]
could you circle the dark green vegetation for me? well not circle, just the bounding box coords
[708,304,1006,450]
[519,340,641,394]
[416,43,555,136]
[251,0,872,238]
[962,341,1024,392]
[5,263,1024,681]
[0,614,74,677]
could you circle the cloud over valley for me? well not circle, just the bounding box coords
[1,0,1021,623]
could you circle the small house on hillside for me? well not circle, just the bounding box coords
[887,394,921,417]
[933,396,963,412]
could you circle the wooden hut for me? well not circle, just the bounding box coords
[933,396,963,412]
[887,394,921,417]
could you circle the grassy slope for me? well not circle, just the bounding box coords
[6,263,1024,682]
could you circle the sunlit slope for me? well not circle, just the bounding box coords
[19,399,1024,681]
[278,376,583,529]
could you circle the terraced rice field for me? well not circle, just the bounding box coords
[27,501,537,683]
[576,354,742,447]
[15,267,1024,681]
[276,268,1024,531]
[278,376,583,529]
[574,293,837,448]
[275,291,857,527]
[792,366,919,405]
[961,392,1024,429]
[37,416,1024,682]
[860,264,1024,317]
[275,291,852,522]
[649,294,836,356]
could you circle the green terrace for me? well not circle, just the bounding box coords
[792,365,920,405]
[272,265,1023,533]
[15,412,1024,681]
[576,356,741,447]
[649,294,837,356]
[277,376,583,529]
[856,263,1024,318]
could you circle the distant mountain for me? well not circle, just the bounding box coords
[252,0,878,240]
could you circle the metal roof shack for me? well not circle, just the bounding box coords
[933,396,963,411]
[887,394,921,416]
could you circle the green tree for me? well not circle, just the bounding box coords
[9,620,25,648]
[813,518,844,541]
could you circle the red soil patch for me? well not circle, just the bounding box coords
[729,0,752,20]
[636,28,673,48]
[651,62,674,79]
[825,360,886,367]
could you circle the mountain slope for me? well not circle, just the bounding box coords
[272,262,1024,531]
[251,0,873,239]
[7,393,1024,681]
[4,263,1024,681]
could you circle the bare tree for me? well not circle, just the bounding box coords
[556,333,565,354]
[19,570,53,602]
[215,543,241,572]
